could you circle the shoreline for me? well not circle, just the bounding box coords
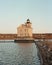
[35,41,52,65]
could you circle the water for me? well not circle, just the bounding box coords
[0,42,40,65]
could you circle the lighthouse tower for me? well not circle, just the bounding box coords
[25,19,32,28]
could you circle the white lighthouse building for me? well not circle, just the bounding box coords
[17,19,32,38]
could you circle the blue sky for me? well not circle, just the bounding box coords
[0,0,52,33]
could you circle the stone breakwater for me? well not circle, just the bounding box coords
[36,41,52,65]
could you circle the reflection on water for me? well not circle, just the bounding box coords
[0,42,40,65]
[18,43,33,65]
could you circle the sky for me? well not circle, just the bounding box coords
[0,0,52,33]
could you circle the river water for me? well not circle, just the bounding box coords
[0,42,40,65]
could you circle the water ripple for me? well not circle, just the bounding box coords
[0,42,40,65]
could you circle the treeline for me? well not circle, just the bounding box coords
[0,33,52,40]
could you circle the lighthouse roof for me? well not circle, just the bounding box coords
[27,19,30,21]
[26,19,31,24]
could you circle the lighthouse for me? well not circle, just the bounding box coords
[17,19,32,38]
[14,19,34,43]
